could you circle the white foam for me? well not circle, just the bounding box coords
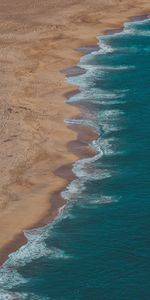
[61,178,86,201]
[81,64,135,71]
[6,229,70,267]
[94,109,124,134]
[98,109,124,123]
[91,195,119,205]
[93,137,118,157]
[0,267,27,289]
[66,88,125,104]
[99,40,114,54]
[0,291,24,300]
[64,118,99,133]
[61,127,114,202]
[127,18,150,26]
[64,32,126,203]
[0,291,50,300]
[72,147,110,180]
[61,140,109,202]
[76,39,115,70]
[79,38,115,58]
[62,166,112,202]
[123,19,150,36]
[97,18,150,40]
[77,194,119,209]
[0,216,70,292]
[79,42,115,67]
[124,27,150,36]
[63,106,124,202]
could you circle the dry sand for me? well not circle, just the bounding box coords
[0,0,150,263]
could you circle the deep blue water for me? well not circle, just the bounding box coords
[1,18,150,300]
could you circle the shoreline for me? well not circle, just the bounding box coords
[0,112,98,266]
[0,5,150,267]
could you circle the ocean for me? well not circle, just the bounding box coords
[1,17,150,300]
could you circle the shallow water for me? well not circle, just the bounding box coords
[1,18,150,300]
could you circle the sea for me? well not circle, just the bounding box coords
[0,17,150,300]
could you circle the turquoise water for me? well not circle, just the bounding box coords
[1,18,150,300]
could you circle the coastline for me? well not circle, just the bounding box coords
[0,0,150,266]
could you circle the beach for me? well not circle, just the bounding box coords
[0,0,150,264]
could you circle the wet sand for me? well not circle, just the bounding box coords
[0,0,150,264]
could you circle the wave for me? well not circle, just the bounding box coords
[65,118,100,133]
[124,28,150,36]
[93,137,121,157]
[75,194,119,210]
[123,19,150,36]
[0,268,27,290]
[100,18,150,39]
[98,40,115,54]
[0,211,71,294]
[61,144,105,202]
[87,194,119,206]
[66,87,126,103]
[77,40,115,66]
[80,64,135,71]
[62,168,112,202]
[0,291,50,300]
[99,108,124,119]
[62,135,118,202]
[91,195,119,205]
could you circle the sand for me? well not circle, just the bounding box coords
[0,0,149,264]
